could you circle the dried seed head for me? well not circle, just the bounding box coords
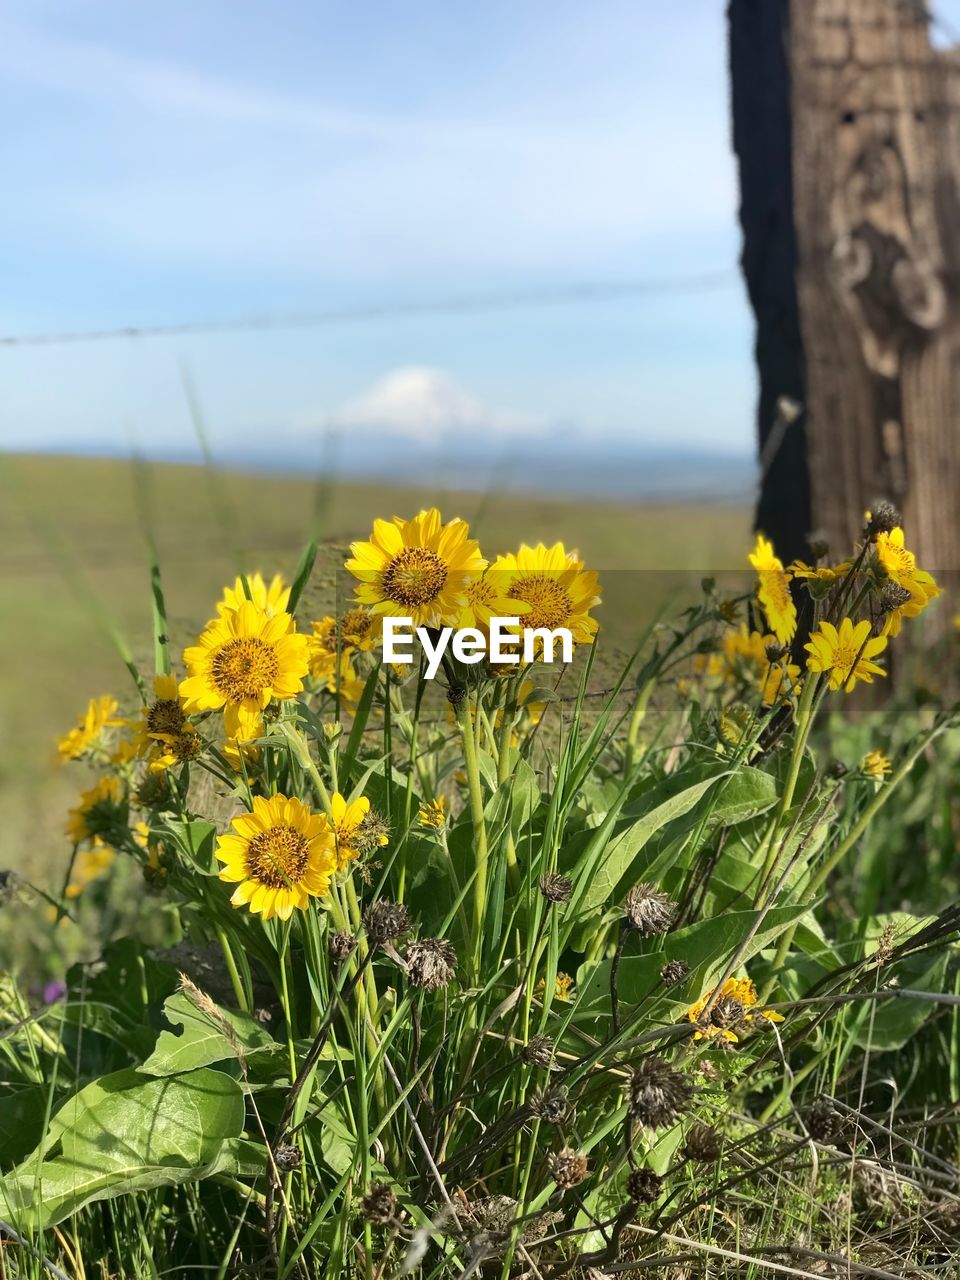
[529,1085,571,1126]
[626,1167,662,1205]
[623,884,676,936]
[405,937,457,990]
[866,501,901,538]
[539,872,573,904]
[549,1147,588,1190]
[355,810,391,856]
[363,900,413,945]
[765,641,789,664]
[878,583,913,614]
[274,1143,302,1172]
[359,1182,397,1225]
[522,1034,556,1069]
[683,1123,723,1164]
[660,959,690,988]
[328,931,357,963]
[806,534,830,562]
[629,1057,692,1129]
[806,1098,845,1146]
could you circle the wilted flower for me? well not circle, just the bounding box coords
[628,1057,692,1128]
[549,1147,588,1190]
[363,900,413,945]
[405,938,457,990]
[623,884,676,936]
[529,1085,571,1126]
[328,931,357,963]
[687,977,784,1043]
[626,1167,663,1204]
[521,1034,556,1068]
[539,872,573,904]
[683,1123,723,1164]
[660,959,690,988]
[359,1182,398,1225]
[274,1143,302,1172]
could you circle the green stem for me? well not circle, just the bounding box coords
[755,674,819,903]
[214,924,251,1014]
[457,695,489,982]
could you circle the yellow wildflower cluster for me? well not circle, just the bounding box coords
[687,977,784,1044]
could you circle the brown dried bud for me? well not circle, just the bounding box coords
[765,641,789,664]
[405,938,457,990]
[629,1057,692,1129]
[660,959,690,988]
[866,501,901,538]
[274,1143,302,1172]
[328,931,357,963]
[359,1182,397,1225]
[623,884,676,936]
[521,1034,556,1068]
[806,1098,845,1146]
[549,1147,588,1190]
[363,900,413,945]
[446,683,467,711]
[826,759,848,780]
[878,583,913,614]
[529,1085,571,1126]
[626,1167,662,1205]
[683,1123,723,1164]
[539,872,573,905]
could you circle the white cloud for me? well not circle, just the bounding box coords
[299,367,548,443]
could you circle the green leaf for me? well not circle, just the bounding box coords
[0,1086,50,1168]
[287,537,319,614]
[0,1067,245,1230]
[140,991,280,1076]
[160,818,219,876]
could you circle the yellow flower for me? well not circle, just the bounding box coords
[788,560,851,583]
[325,654,367,712]
[215,793,336,921]
[749,535,796,645]
[339,606,381,652]
[64,839,115,899]
[804,618,887,692]
[418,796,446,830]
[57,695,123,762]
[217,572,291,619]
[180,601,310,740]
[490,543,600,647]
[309,617,340,682]
[65,776,125,845]
[862,750,892,780]
[537,972,574,1002]
[346,508,486,627]
[131,674,194,757]
[874,528,941,636]
[721,628,800,705]
[458,572,530,630]
[330,792,386,869]
[687,976,783,1043]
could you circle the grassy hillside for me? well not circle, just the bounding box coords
[0,452,751,885]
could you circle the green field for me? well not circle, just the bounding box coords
[0,452,750,886]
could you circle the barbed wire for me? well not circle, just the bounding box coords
[0,269,738,349]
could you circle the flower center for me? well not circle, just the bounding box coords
[245,824,310,888]
[341,608,374,643]
[146,698,185,737]
[833,641,859,678]
[466,579,496,607]
[514,576,572,630]
[210,637,280,702]
[381,548,448,608]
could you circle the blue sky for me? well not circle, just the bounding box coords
[3,2,958,468]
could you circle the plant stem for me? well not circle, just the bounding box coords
[457,694,489,982]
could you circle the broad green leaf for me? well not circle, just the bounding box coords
[140,991,280,1076]
[0,1067,244,1229]
[0,1086,49,1167]
[160,818,219,876]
